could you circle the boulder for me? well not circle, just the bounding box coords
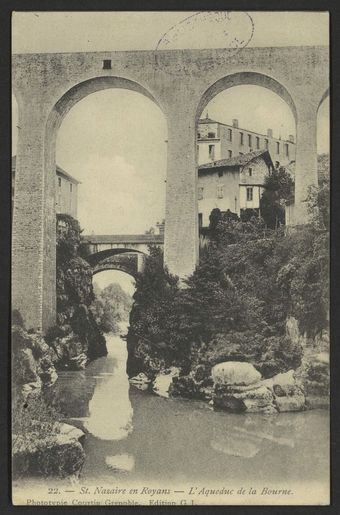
[211,362,279,413]
[272,369,295,387]
[212,361,261,386]
[152,367,180,398]
[13,423,86,479]
[36,440,85,478]
[40,367,58,388]
[213,384,277,414]
[57,423,85,444]
[129,372,151,391]
[275,392,305,412]
[22,378,43,395]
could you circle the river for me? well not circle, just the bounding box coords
[49,332,330,485]
[13,332,330,504]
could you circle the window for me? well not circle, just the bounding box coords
[285,143,289,157]
[198,187,204,200]
[228,150,232,158]
[70,183,73,192]
[103,59,112,69]
[58,177,61,187]
[208,145,215,160]
[256,136,260,149]
[197,132,201,139]
[246,187,253,202]
[240,132,244,145]
[248,168,252,177]
[276,142,280,154]
[217,185,224,199]
[248,134,252,147]
[198,213,203,227]
[208,132,216,138]
[218,169,223,177]
[228,129,232,141]
[265,138,269,149]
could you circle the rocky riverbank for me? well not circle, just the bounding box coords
[128,317,329,413]
[12,323,88,479]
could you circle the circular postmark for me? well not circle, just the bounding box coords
[154,11,254,76]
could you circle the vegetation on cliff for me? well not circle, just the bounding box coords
[46,214,107,367]
[127,180,329,386]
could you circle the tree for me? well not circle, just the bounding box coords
[260,167,294,228]
[91,282,133,334]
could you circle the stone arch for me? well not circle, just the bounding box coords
[195,71,297,124]
[89,249,145,279]
[39,76,166,327]
[46,75,165,138]
[92,263,138,280]
[44,75,167,218]
[85,247,146,267]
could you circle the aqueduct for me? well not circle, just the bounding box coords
[12,46,329,331]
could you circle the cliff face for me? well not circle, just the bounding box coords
[50,215,107,369]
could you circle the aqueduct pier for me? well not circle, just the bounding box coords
[12,46,329,330]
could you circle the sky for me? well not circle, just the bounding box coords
[12,11,329,236]
[12,12,329,53]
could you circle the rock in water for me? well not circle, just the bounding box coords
[129,372,150,391]
[212,362,261,386]
[57,423,85,444]
[152,367,180,398]
[263,369,306,412]
[212,361,276,413]
[274,393,305,413]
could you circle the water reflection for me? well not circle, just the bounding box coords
[84,335,133,440]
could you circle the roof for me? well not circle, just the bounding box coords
[198,150,274,173]
[11,156,81,184]
[197,118,295,144]
[83,233,164,244]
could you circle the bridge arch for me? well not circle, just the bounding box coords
[86,248,146,279]
[40,76,166,328]
[92,263,138,280]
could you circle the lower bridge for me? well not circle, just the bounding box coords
[82,233,164,277]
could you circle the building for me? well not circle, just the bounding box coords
[198,149,274,227]
[12,156,80,218]
[197,114,295,168]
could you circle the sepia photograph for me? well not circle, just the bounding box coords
[11,10,330,506]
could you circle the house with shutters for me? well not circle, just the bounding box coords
[197,149,274,227]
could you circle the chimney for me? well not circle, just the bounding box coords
[156,221,165,235]
[267,128,273,138]
[289,134,294,143]
[232,119,239,128]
